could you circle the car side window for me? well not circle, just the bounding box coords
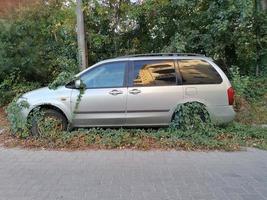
[131,60,177,86]
[80,62,127,88]
[178,59,222,85]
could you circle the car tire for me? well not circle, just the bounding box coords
[30,109,68,136]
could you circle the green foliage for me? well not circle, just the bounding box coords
[82,0,267,75]
[0,0,266,87]
[230,66,250,96]
[83,0,136,63]
[224,122,267,140]
[48,71,76,90]
[0,70,40,106]
[0,1,78,85]
[2,0,267,151]
[7,123,267,151]
[74,82,86,110]
[6,95,267,151]
[6,99,29,135]
[35,114,62,140]
[170,102,212,131]
[1,0,266,104]
[6,102,63,139]
[244,76,267,101]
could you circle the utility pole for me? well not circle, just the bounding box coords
[261,0,267,10]
[255,0,260,76]
[76,0,88,71]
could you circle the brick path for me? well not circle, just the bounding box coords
[0,148,267,200]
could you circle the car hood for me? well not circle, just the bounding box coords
[22,86,69,100]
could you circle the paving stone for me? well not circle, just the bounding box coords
[0,148,267,200]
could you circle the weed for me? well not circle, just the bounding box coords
[4,95,267,151]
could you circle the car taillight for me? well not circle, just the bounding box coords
[227,87,235,105]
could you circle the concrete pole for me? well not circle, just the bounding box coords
[76,0,87,71]
[261,0,267,10]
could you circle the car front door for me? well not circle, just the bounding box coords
[71,61,128,127]
[126,59,184,126]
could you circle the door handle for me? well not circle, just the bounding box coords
[109,89,123,96]
[129,89,141,95]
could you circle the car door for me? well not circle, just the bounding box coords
[71,61,128,127]
[126,59,184,126]
[178,59,224,106]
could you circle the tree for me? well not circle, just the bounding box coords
[0,0,78,84]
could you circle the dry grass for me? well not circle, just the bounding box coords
[235,94,267,125]
[0,107,8,127]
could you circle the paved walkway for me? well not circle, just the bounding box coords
[0,148,267,200]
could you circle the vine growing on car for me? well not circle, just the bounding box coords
[48,71,76,90]
[49,72,86,120]
[169,102,213,132]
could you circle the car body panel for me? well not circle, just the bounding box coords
[126,86,183,125]
[70,88,127,127]
[20,86,73,121]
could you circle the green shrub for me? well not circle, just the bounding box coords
[6,99,29,136]
[244,76,267,101]
[230,66,250,97]
[48,71,76,90]
[0,71,40,106]
[0,1,78,84]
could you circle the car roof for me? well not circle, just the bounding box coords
[76,53,213,77]
[101,53,212,63]
[118,53,203,57]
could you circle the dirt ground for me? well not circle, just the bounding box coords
[0,107,12,146]
[0,107,8,127]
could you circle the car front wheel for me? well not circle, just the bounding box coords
[30,109,68,136]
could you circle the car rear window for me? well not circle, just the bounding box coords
[131,60,177,86]
[178,59,222,85]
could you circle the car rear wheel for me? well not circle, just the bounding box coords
[171,102,211,130]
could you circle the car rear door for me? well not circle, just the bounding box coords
[177,59,225,106]
[125,59,184,126]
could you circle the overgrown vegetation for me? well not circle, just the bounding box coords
[2,122,266,151]
[0,1,78,105]
[6,99,29,135]
[0,0,267,151]
[0,70,40,106]
[48,71,76,90]
[170,102,212,131]
[3,99,267,151]
[84,0,267,75]
[0,0,265,105]
[1,1,266,86]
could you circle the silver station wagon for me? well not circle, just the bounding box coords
[19,53,236,134]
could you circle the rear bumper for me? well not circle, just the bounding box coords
[208,105,236,124]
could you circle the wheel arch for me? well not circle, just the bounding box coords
[170,100,209,122]
[28,104,70,123]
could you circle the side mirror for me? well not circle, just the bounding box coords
[75,79,81,89]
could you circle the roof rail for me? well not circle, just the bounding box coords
[118,53,205,58]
